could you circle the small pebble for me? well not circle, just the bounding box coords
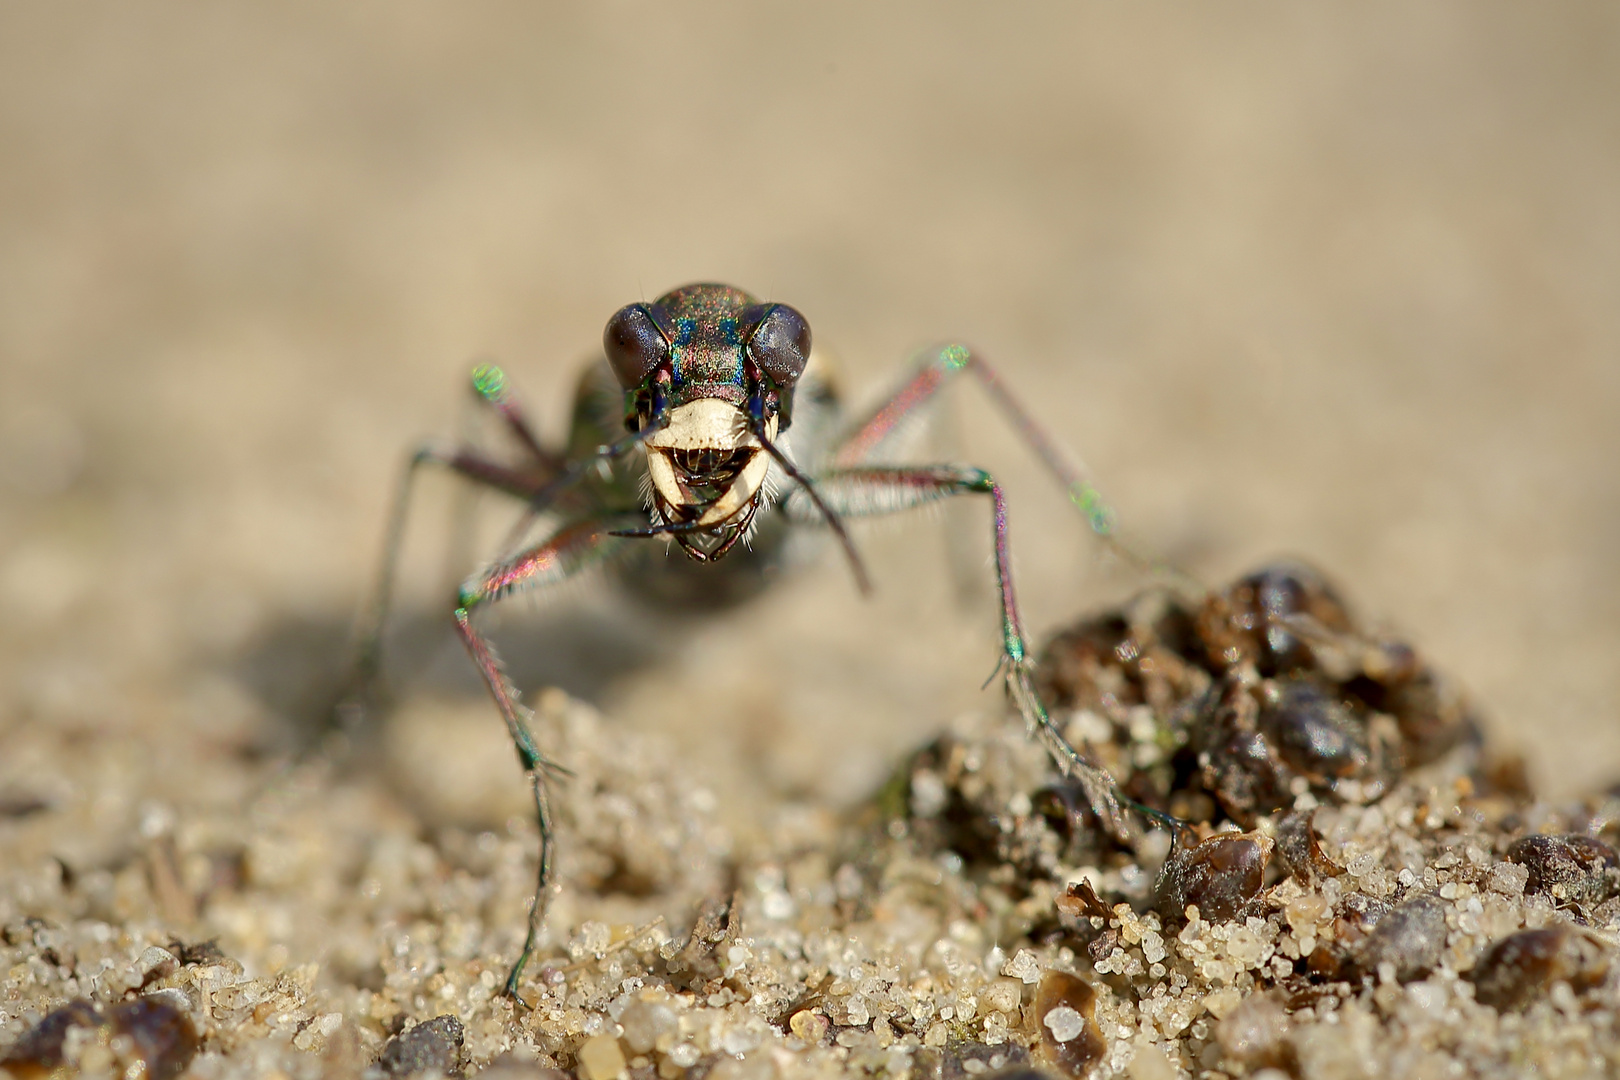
[619,998,676,1054]
[576,1034,627,1080]
[0,998,197,1080]
[377,1015,465,1078]
[1155,832,1272,924]
[1031,971,1104,1079]
[1216,992,1292,1070]
[1506,834,1619,907]
[1470,926,1612,1011]
[790,1009,829,1044]
[1354,892,1447,983]
[1127,1044,1178,1080]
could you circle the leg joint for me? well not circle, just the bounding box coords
[959,467,996,494]
[471,364,508,403]
[937,343,973,371]
[515,741,542,773]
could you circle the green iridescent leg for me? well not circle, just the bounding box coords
[339,364,568,731]
[834,343,1195,592]
[468,363,563,471]
[453,516,630,1001]
[337,442,564,733]
[785,464,1134,841]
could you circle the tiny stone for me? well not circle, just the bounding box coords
[579,922,612,955]
[1285,894,1329,931]
[761,890,794,920]
[137,946,178,980]
[1003,949,1042,984]
[982,979,1021,1015]
[577,1034,627,1080]
[1044,1006,1085,1043]
[720,1026,757,1056]
[377,1015,465,1079]
[845,995,870,1026]
[620,1000,677,1055]
[1226,928,1264,967]
[1487,861,1530,896]
[1128,1044,1177,1080]
[911,770,948,817]
[790,1010,828,1043]
[1202,986,1242,1019]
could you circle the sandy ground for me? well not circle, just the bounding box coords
[0,5,1618,1077]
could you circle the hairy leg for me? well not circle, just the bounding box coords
[337,444,561,730]
[339,363,572,721]
[470,363,564,471]
[834,343,1196,591]
[454,516,632,1000]
[782,464,1143,842]
[344,364,670,1001]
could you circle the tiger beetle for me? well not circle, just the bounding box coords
[344,283,1177,1003]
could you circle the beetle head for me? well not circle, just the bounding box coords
[603,283,811,561]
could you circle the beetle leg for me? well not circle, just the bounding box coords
[469,363,565,471]
[493,372,673,561]
[783,465,1135,842]
[454,516,630,1002]
[338,444,566,732]
[834,344,1194,591]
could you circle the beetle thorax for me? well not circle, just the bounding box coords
[643,398,777,561]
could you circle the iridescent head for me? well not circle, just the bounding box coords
[604,283,811,561]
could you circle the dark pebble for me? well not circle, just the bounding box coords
[1507,834,1620,907]
[1353,892,1448,983]
[0,999,104,1076]
[1199,561,1353,676]
[1155,831,1273,924]
[377,1014,466,1078]
[108,999,200,1080]
[0,997,197,1080]
[1258,678,1371,783]
[913,1041,1032,1080]
[1274,809,1344,884]
[1470,925,1611,1011]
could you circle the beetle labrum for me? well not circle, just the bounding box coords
[348,283,1167,1001]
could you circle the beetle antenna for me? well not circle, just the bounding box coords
[750,421,872,596]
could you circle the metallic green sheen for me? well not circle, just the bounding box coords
[472,364,507,401]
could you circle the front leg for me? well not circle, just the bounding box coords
[338,444,569,735]
[453,516,631,1001]
[783,465,1138,843]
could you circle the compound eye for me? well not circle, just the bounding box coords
[744,303,811,388]
[603,303,670,388]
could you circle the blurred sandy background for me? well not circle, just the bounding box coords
[1,3,1617,839]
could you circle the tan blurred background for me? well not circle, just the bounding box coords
[1,4,1616,828]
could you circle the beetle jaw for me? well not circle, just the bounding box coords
[643,399,777,559]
